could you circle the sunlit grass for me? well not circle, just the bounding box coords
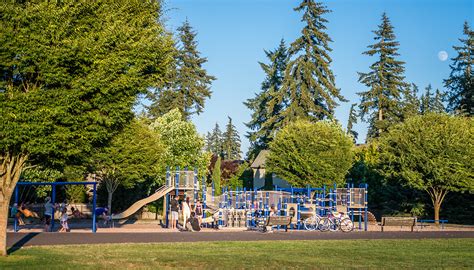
[1,239,473,269]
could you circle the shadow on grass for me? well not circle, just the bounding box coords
[8,233,40,254]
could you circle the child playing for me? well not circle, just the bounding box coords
[59,208,69,232]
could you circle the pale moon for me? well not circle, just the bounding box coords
[438,51,448,61]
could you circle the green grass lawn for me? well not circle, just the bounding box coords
[0,239,473,269]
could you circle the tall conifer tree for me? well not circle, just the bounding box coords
[244,40,288,158]
[358,13,408,139]
[444,22,473,115]
[207,123,223,157]
[276,0,345,124]
[347,103,359,142]
[149,20,215,119]
[420,84,433,114]
[222,117,241,160]
[401,83,421,120]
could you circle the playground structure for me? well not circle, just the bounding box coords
[110,167,369,231]
[13,181,98,232]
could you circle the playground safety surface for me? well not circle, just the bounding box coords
[7,231,474,248]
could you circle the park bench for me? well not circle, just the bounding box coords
[260,216,292,232]
[381,217,417,232]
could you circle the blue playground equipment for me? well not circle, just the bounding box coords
[162,167,369,231]
[13,181,98,233]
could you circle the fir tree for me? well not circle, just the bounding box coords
[208,123,223,157]
[432,89,446,113]
[358,13,408,139]
[222,117,241,160]
[149,20,216,119]
[276,0,345,124]
[244,39,288,158]
[444,22,473,115]
[420,84,433,114]
[421,85,446,114]
[401,83,421,119]
[347,103,359,142]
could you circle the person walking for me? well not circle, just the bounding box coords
[182,196,191,228]
[170,196,179,230]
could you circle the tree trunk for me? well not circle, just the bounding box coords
[0,153,28,256]
[378,108,383,136]
[427,187,447,226]
[434,202,440,225]
[0,200,11,256]
[107,191,113,215]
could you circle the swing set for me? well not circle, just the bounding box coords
[13,181,98,233]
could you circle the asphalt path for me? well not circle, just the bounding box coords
[7,231,474,249]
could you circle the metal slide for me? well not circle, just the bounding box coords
[111,185,174,220]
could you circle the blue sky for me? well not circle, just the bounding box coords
[161,0,473,155]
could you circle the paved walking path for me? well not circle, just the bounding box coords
[7,231,474,248]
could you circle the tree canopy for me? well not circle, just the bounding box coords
[148,20,215,119]
[358,13,408,138]
[244,39,288,158]
[266,120,354,188]
[150,109,210,177]
[0,0,173,255]
[444,22,473,115]
[90,119,165,212]
[276,1,345,123]
[222,117,241,160]
[378,113,474,222]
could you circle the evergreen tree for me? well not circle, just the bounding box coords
[244,39,288,159]
[208,123,223,157]
[204,132,213,152]
[347,103,359,142]
[420,85,446,114]
[420,84,433,114]
[358,13,408,139]
[433,89,447,113]
[401,83,421,119]
[444,22,473,115]
[222,117,241,160]
[276,0,345,124]
[149,20,216,119]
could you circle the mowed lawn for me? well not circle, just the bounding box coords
[0,239,473,269]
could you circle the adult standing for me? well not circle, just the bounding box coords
[194,200,203,226]
[43,197,54,232]
[170,196,179,230]
[182,196,191,227]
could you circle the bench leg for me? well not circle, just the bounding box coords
[285,225,288,232]
[381,226,384,232]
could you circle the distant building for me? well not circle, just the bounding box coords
[250,150,291,189]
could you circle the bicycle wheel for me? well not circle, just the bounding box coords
[340,218,354,232]
[318,217,330,232]
[303,217,317,231]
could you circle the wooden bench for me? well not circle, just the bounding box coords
[260,216,292,232]
[381,217,417,232]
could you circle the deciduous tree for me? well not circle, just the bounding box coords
[266,120,354,187]
[0,1,173,255]
[378,113,474,224]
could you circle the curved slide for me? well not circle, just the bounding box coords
[112,185,174,220]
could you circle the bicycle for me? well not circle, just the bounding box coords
[303,214,322,231]
[318,211,354,232]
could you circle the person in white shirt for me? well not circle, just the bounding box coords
[182,196,191,227]
[59,208,69,232]
[43,197,54,232]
